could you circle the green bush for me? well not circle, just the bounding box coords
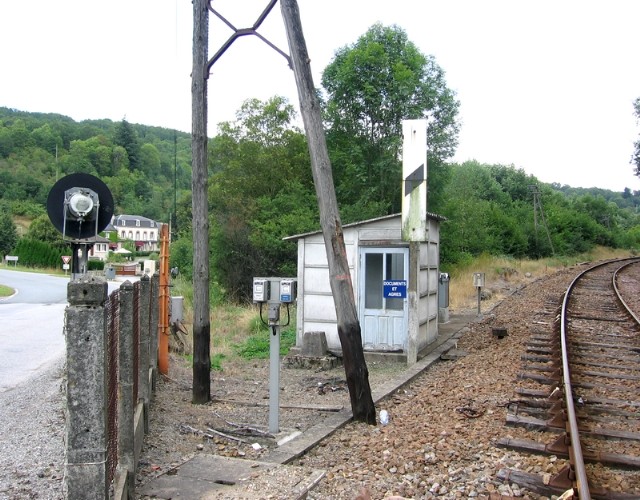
[88,259,104,271]
[14,238,69,268]
[234,320,296,360]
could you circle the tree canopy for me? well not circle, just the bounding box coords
[0,204,18,257]
[322,23,460,213]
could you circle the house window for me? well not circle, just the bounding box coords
[128,231,133,239]
[136,219,140,227]
[136,231,140,240]
[121,220,126,226]
[121,231,126,238]
[143,231,147,240]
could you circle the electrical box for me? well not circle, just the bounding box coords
[253,278,270,303]
[279,279,297,303]
[473,272,485,288]
[438,273,450,308]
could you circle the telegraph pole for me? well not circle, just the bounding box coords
[280,0,376,424]
[191,0,211,404]
[530,185,554,255]
[190,0,376,423]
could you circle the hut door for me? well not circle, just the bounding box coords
[359,248,408,351]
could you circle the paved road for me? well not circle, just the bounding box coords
[0,269,135,392]
[0,269,69,392]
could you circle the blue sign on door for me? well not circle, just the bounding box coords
[383,280,407,298]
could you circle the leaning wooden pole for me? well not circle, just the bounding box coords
[280,0,376,424]
[191,0,211,403]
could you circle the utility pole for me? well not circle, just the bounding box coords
[280,0,376,424]
[191,0,211,404]
[530,184,554,256]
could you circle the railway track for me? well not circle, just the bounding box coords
[498,258,640,499]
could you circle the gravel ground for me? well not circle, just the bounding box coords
[3,261,639,500]
[0,357,65,500]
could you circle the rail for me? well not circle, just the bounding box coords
[559,258,640,499]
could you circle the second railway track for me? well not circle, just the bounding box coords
[499,258,640,499]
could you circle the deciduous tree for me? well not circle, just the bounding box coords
[322,24,460,213]
[0,208,18,256]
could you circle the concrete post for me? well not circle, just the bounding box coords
[64,276,109,500]
[406,241,420,365]
[137,275,151,431]
[149,272,160,389]
[117,281,135,496]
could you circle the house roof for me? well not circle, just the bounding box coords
[77,235,111,243]
[283,212,446,241]
[111,214,160,228]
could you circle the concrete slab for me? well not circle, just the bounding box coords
[138,455,324,499]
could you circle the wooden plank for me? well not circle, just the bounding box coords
[496,468,638,499]
[496,468,566,497]
[506,414,640,440]
[517,372,559,384]
[498,438,640,468]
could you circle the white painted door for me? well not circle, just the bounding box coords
[359,248,408,351]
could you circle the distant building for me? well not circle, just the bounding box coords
[104,215,161,253]
[86,235,111,261]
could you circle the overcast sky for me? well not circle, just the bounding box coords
[1,0,639,192]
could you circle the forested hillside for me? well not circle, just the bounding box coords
[2,101,639,302]
[1,23,639,303]
[0,106,192,221]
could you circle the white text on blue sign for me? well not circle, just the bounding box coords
[383,280,407,299]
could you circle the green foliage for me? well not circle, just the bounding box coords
[438,161,640,265]
[210,353,225,372]
[7,200,45,218]
[113,119,141,170]
[0,107,191,223]
[88,259,105,271]
[169,236,193,279]
[209,97,315,301]
[14,238,69,268]
[27,214,65,247]
[234,317,296,360]
[0,209,18,256]
[322,23,460,213]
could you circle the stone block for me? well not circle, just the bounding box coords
[67,276,108,306]
[302,331,327,357]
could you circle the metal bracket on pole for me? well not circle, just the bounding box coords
[206,0,291,74]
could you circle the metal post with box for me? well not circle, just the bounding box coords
[252,277,297,434]
[438,272,450,323]
[473,272,485,315]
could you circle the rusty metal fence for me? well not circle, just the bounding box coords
[106,288,120,485]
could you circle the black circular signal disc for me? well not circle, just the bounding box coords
[46,173,114,239]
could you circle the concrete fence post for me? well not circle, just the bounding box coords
[149,272,160,389]
[117,281,135,496]
[137,275,151,431]
[64,276,109,500]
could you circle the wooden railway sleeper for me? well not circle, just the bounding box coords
[548,465,614,499]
